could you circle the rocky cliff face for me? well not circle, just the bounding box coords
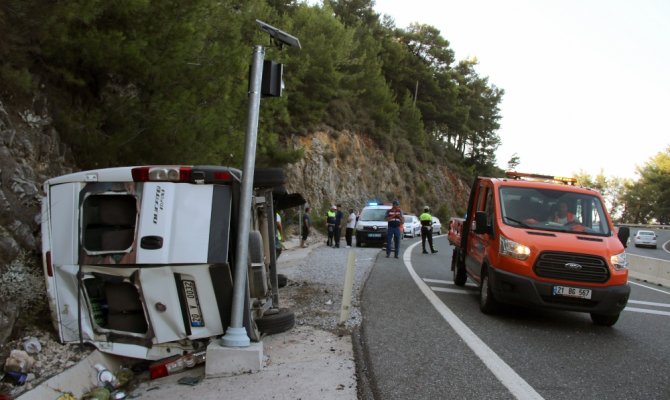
[282,130,470,218]
[0,95,76,346]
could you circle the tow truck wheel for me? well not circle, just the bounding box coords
[479,267,500,314]
[452,251,467,286]
[590,312,619,327]
[255,308,295,335]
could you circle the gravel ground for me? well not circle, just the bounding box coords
[277,232,379,334]
[1,231,380,398]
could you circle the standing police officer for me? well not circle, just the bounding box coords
[419,206,438,254]
[326,205,336,246]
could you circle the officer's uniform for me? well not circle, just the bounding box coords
[419,208,438,254]
[326,206,336,246]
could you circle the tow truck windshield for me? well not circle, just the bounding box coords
[500,187,611,236]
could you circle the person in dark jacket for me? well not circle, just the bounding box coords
[385,200,404,258]
[333,204,344,248]
[301,206,311,248]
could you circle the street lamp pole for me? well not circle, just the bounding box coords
[221,20,300,348]
[220,45,265,347]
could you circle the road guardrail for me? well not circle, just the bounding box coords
[627,254,670,287]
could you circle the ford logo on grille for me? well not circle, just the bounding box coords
[565,262,583,270]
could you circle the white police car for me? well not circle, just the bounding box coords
[355,203,391,247]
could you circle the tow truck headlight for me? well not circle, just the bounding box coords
[499,235,530,260]
[610,252,628,270]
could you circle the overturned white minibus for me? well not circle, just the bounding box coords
[41,165,300,360]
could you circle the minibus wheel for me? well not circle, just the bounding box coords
[253,168,285,189]
[277,273,288,288]
[255,308,295,334]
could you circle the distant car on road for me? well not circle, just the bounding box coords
[403,214,421,238]
[633,230,657,249]
[431,217,442,235]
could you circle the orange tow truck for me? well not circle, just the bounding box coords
[449,172,630,326]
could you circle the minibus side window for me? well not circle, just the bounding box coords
[82,195,137,253]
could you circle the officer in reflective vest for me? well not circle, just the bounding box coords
[419,206,438,254]
[326,205,336,246]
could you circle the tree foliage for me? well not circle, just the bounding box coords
[1,0,505,175]
[619,147,670,224]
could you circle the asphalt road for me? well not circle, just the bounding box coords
[360,235,670,400]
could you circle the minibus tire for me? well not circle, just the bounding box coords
[277,273,288,288]
[256,308,295,334]
[590,312,619,327]
[253,168,285,189]
[249,231,263,263]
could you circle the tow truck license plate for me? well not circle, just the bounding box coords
[182,280,204,327]
[552,285,592,299]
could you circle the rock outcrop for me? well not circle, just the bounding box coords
[283,130,470,218]
[0,95,75,346]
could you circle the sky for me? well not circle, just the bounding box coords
[372,0,670,179]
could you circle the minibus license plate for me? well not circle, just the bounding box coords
[552,285,591,299]
[182,280,204,327]
[368,233,382,238]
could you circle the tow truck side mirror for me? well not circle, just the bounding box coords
[617,226,630,248]
[474,212,490,235]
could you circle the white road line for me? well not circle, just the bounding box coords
[627,299,670,308]
[403,242,544,400]
[628,252,670,262]
[424,278,453,284]
[423,278,478,288]
[624,307,670,316]
[431,286,473,295]
[629,280,670,295]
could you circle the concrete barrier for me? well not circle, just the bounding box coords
[627,254,670,287]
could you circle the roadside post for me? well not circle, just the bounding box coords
[339,250,356,324]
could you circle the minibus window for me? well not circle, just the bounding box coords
[82,195,137,253]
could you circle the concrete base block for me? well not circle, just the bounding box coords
[205,340,263,378]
